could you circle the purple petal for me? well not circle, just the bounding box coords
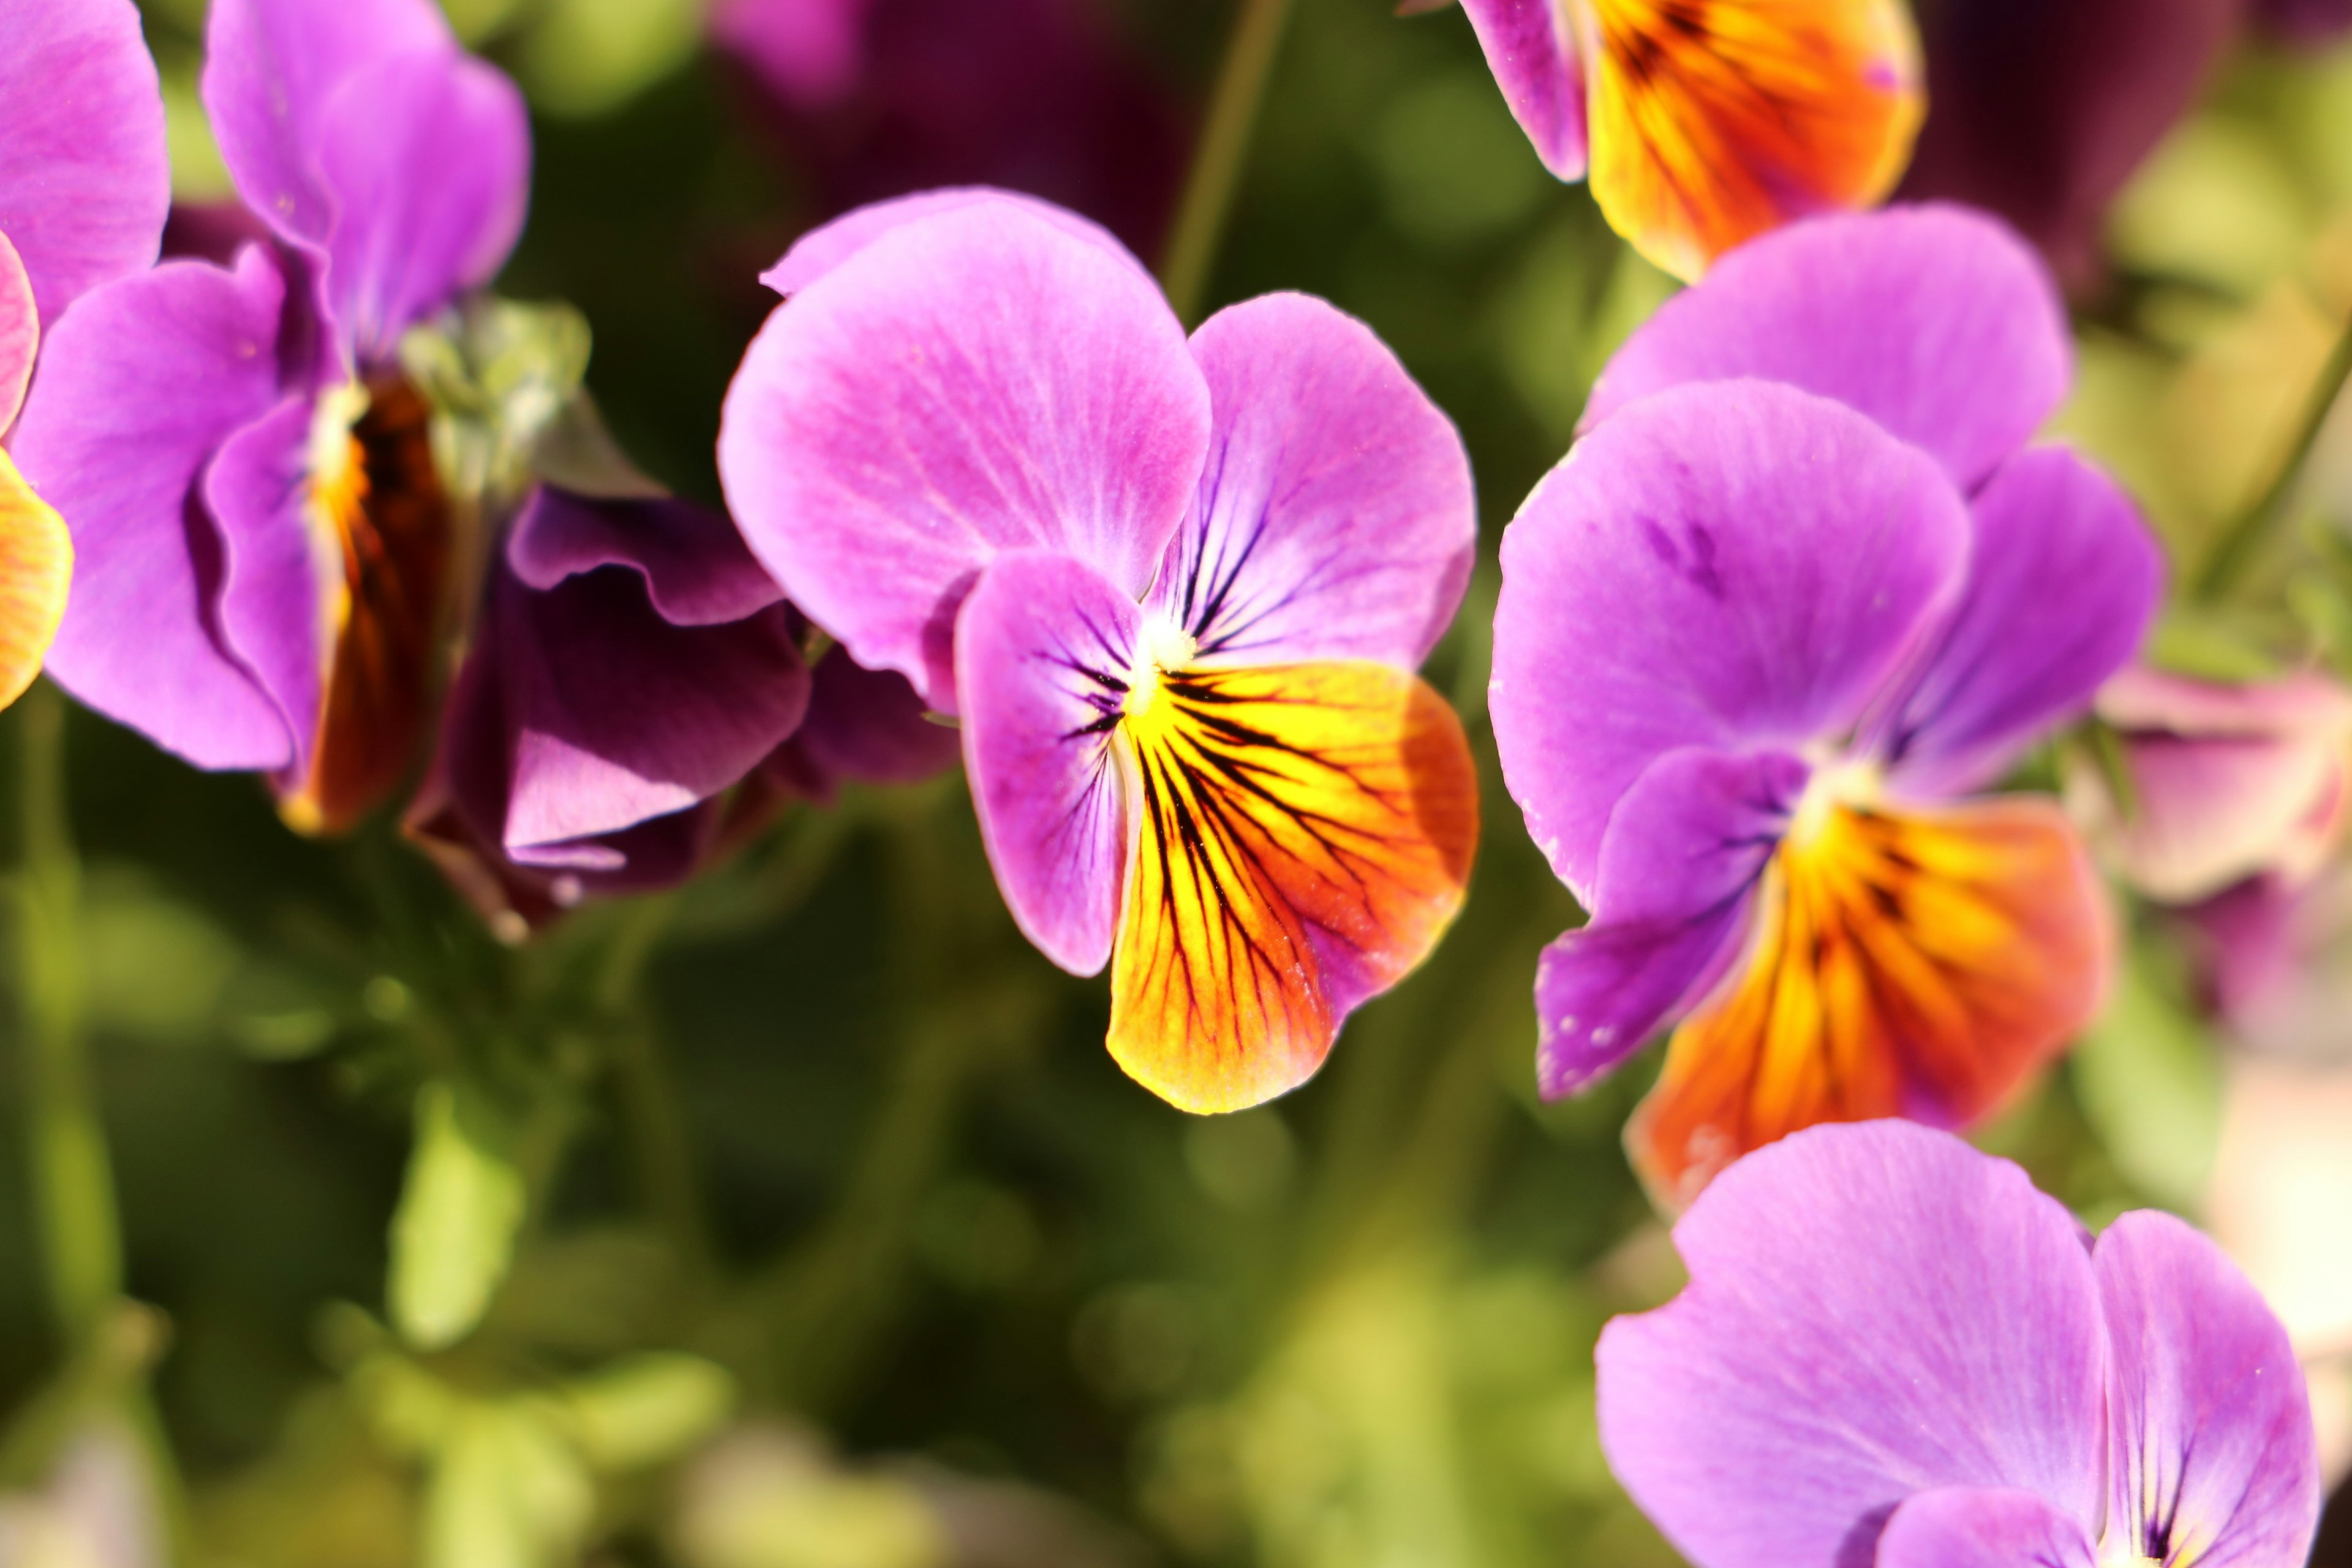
[759,649,961,806]
[0,233,37,433]
[1140,292,1473,670]
[709,0,874,111]
[1491,381,1970,898]
[486,545,812,860]
[953,549,1136,976]
[13,252,294,769]
[756,186,1148,298]
[718,199,1208,712]
[1458,0,1587,181]
[505,486,784,627]
[203,394,326,786]
[1584,206,2070,491]
[1534,747,1807,1096]
[1880,447,2162,797]
[202,0,451,257]
[2093,1211,2320,1568]
[0,0,170,325]
[1897,0,2237,288]
[312,46,530,363]
[1874,1488,2097,1568]
[1596,1121,2106,1568]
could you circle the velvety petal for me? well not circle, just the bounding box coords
[506,487,783,627]
[312,48,529,365]
[1583,0,1923,282]
[757,186,1147,298]
[709,0,873,111]
[1458,0,1588,180]
[0,233,37,434]
[718,200,1209,710]
[491,554,812,861]
[1583,206,2070,489]
[1596,1121,2107,1568]
[1898,0,2237,288]
[202,396,326,788]
[2087,668,2352,903]
[1141,292,1473,671]
[12,252,293,769]
[2094,1212,2320,1568]
[759,650,961,806]
[1880,447,2162,796]
[0,448,73,710]
[0,0,169,324]
[954,550,1138,977]
[1109,657,1478,1113]
[1491,381,1970,898]
[202,0,452,255]
[1874,1488,2098,1568]
[1534,747,1809,1096]
[1630,796,2111,1207]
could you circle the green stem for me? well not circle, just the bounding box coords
[2196,306,2352,601]
[15,684,119,1346]
[601,895,714,1281]
[1158,0,1301,323]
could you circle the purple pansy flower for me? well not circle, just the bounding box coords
[1491,205,2163,1203]
[0,0,170,710]
[1598,1119,2320,1568]
[718,190,1479,1112]
[14,0,529,832]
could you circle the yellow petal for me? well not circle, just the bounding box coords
[1630,796,2111,1207]
[1109,660,1478,1114]
[0,447,73,712]
[1583,0,1924,281]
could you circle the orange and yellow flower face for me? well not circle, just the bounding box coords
[1630,796,2113,1207]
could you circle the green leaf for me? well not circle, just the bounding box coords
[2069,944,2225,1209]
[557,1352,735,1472]
[390,1082,527,1351]
[421,1403,594,1568]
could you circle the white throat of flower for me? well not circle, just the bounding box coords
[1121,619,1199,721]
[1786,754,1885,850]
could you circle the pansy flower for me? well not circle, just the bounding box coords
[719,191,1479,1111]
[14,0,529,832]
[0,0,170,709]
[1597,1120,2320,1568]
[1491,206,2162,1202]
[1456,0,1923,280]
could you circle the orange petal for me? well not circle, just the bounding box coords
[281,375,452,835]
[1108,660,1478,1113]
[1582,0,1924,281]
[0,448,71,712]
[1630,796,2111,1206]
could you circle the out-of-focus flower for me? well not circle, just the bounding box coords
[1598,1120,2321,1568]
[15,0,528,833]
[2253,0,2352,45]
[709,0,1186,259]
[1492,206,2162,1203]
[0,1425,164,1568]
[2072,665,2352,903]
[0,0,171,711]
[719,190,1479,1112]
[1455,0,1923,281]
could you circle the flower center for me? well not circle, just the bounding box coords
[1121,619,1199,722]
[1785,755,1883,851]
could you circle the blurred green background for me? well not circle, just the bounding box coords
[2,0,2350,1563]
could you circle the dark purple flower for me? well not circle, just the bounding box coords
[709,0,1186,258]
[14,0,528,831]
[2252,0,2352,44]
[1491,205,2162,1202]
[1599,1120,2320,1568]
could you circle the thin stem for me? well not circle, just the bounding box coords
[601,894,714,1281]
[1158,0,1301,324]
[2196,306,2352,601]
[14,684,119,1345]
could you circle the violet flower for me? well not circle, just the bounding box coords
[1455,0,1922,280]
[1491,205,2163,1203]
[13,0,529,832]
[718,190,1478,1112]
[1597,1119,2320,1568]
[2255,0,2352,43]
[0,0,170,709]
